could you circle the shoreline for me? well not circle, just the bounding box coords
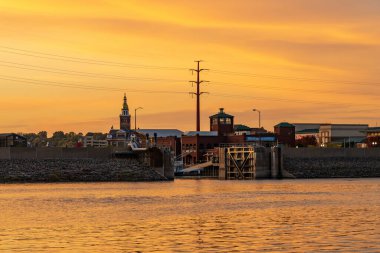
[0,158,168,183]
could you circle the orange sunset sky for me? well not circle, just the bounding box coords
[0,0,379,135]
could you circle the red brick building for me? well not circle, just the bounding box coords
[178,108,279,166]
[365,127,380,148]
[274,122,295,147]
[181,108,247,165]
[210,108,234,135]
[136,129,183,156]
[182,132,220,165]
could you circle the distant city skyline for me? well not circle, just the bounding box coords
[0,0,379,133]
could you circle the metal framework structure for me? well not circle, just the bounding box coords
[189,60,209,132]
[225,146,256,180]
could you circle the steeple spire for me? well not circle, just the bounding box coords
[123,93,129,110]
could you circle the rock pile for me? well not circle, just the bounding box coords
[0,159,167,182]
[284,157,380,178]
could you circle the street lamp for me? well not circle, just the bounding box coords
[134,107,143,131]
[252,109,261,128]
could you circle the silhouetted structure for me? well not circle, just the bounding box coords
[0,133,27,147]
[189,60,208,131]
[120,93,131,131]
[137,129,183,156]
[362,127,380,148]
[181,108,276,165]
[274,122,295,147]
[210,108,234,135]
[107,94,132,147]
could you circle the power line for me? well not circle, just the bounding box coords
[1,45,379,87]
[0,74,378,108]
[0,60,378,99]
[211,81,380,97]
[0,46,379,108]
[0,75,188,94]
[211,69,380,87]
[0,46,187,70]
[0,60,378,98]
[211,91,378,108]
[0,60,183,83]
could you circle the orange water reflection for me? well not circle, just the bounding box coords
[1,179,379,252]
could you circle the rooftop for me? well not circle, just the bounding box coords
[363,127,380,133]
[274,122,294,128]
[0,133,14,137]
[184,131,218,137]
[209,108,234,119]
[234,124,251,131]
[0,133,26,138]
[296,128,319,134]
[137,129,183,138]
[251,127,268,133]
[320,123,369,126]
[291,123,327,125]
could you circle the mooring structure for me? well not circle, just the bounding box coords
[219,145,256,180]
[218,144,278,180]
[176,144,283,180]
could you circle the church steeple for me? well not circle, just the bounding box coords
[121,93,130,116]
[122,93,129,111]
[120,93,131,130]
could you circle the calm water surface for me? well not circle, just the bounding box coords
[1,179,379,252]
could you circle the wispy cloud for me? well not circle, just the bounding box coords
[0,0,379,132]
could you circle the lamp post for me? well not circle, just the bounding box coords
[134,107,143,131]
[252,109,261,128]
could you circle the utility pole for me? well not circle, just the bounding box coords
[189,60,209,131]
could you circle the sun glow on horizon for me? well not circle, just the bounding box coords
[0,0,379,134]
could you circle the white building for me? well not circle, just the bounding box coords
[83,135,108,148]
[319,124,368,145]
[293,123,369,146]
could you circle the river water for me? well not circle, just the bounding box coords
[1,179,379,252]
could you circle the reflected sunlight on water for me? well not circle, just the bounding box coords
[1,179,379,252]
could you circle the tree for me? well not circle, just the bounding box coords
[52,131,65,140]
[296,136,317,147]
[38,131,48,140]
[92,132,107,140]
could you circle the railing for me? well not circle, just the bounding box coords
[219,143,256,148]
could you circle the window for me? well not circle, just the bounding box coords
[212,118,218,125]
[218,118,232,124]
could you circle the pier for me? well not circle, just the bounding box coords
[176,145,380,179]
[177,144,281,180]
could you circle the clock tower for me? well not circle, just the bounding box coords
[120,93,131,131]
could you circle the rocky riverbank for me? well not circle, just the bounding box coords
[0,159,167,183]
[284,157,380,178]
